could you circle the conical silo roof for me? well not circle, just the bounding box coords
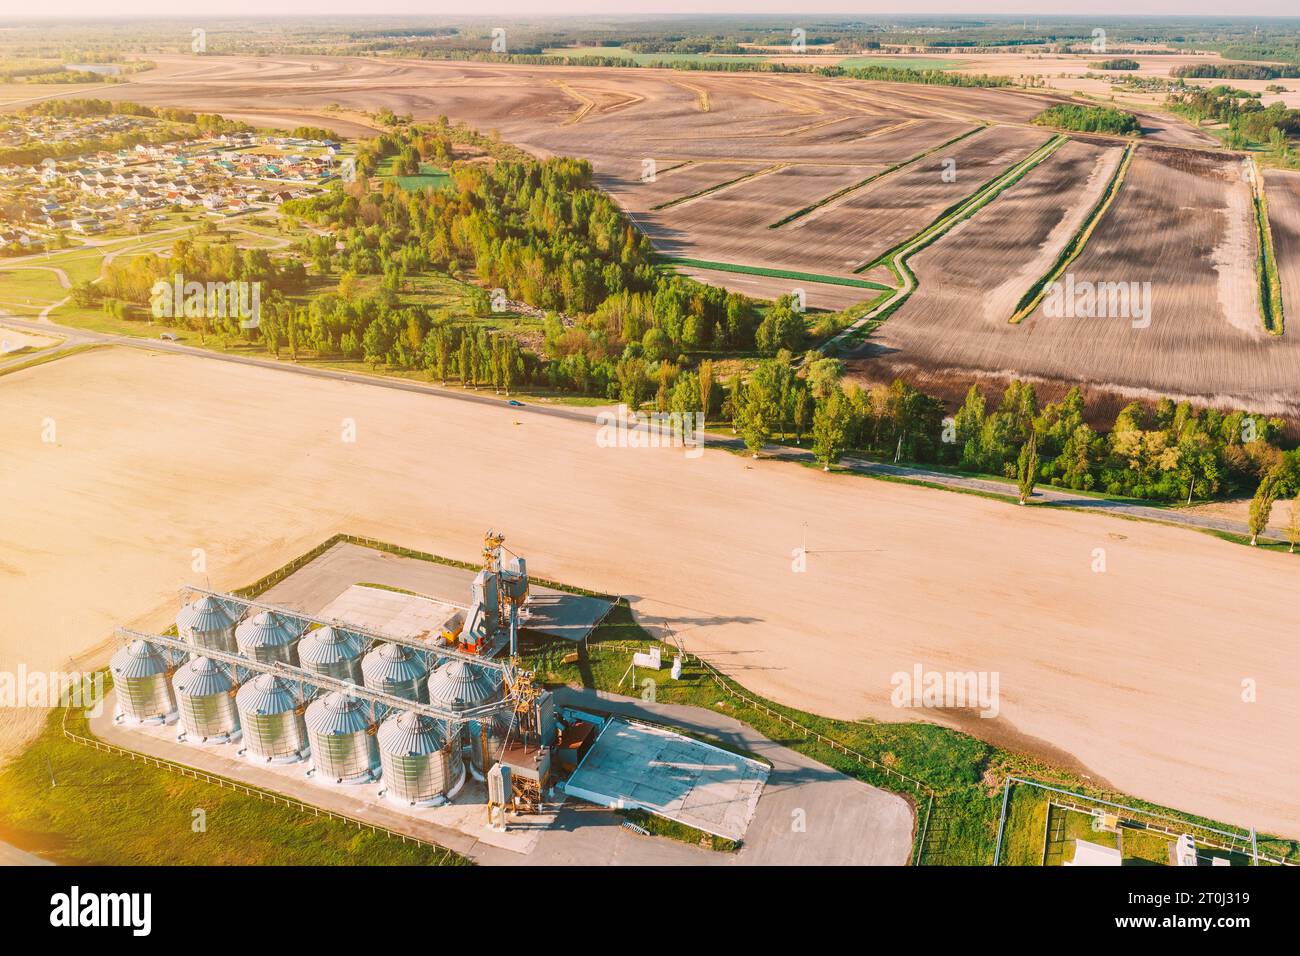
[172,656,234,698]
[235,673,298,715]
[426,659,503,713]
[110,640,170,679]
[362,643,428,686]
[298,627,363,666]
[305,691,372,735]
[235,611,301,651]
[176,596,235,635]
[377,710,448,756]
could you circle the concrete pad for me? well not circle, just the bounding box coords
[318,585,462,641]
[565,718,768,843]
[261,542,613,643]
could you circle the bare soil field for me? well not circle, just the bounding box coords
[1265,169,1300,329]
[853,139,1122,363]
[637,161,894,273]
[850,144,1300,419]
[1,347,1298,837]
[783,125,1052,272]
[600,159,771,211]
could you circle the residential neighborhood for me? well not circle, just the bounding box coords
[0,121,350,253]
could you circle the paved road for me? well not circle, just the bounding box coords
[89,688,912,865]
[0,310,1280,545]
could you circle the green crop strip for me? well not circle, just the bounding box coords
[659,257,891,290]
[1250,158,1286,335]
[1007,143,1136,325]
[651,164,784,210]
[767,125,986,229]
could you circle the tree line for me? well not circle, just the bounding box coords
[728,365,1292,511]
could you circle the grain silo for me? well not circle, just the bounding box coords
[172,656,241,743]
[236,673,308,763]
[426,659,504,719]
[361,642,429,703]
[467,710,519,777]
[305,692,379,784]
[175,596,238,654]
[235,611,303,666]
[110,640,178,724]
[377,711,466,806]
[298,626,364,684]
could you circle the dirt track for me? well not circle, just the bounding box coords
[1,347,1297,838]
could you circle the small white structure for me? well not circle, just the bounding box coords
[632,646,661,670]
[1064,840,1122,866]
[1175,834,1198,867]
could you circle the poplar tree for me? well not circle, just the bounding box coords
[1017,428,1039,505]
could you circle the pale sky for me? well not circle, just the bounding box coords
[9,3,1300,19]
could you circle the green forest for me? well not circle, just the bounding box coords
[1032,104,1141,135]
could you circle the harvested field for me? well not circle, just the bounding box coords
[2,347,1300,838]
[850,144,1300,419]
[865,140,1122,335]
[637,162,891,274]
[599,160,770,210]
[784,125,1052,273]
[1265,169,1300,331]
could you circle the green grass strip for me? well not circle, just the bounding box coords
[1250,157,1286,335]
[659,257,892,290]
[768,125,986,229]
[1007,142,1136,325]
[651,164,784,211]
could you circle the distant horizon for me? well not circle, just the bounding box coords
[4,5,1300,22]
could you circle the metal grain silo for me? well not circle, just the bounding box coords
[362,643,429,703]
[235,611,302,666]
[173,656,241,743]
[468,710,518,775]
[298,626,364,684]
[176,596,238,654]
[377,711,465,806]
[425,659,505,718]
[236,674,308,763]
[110,640,178,724]
[305,692,379,784]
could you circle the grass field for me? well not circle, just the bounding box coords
[376,156,452,192]
[0,702,466,866]
[998,777,1283,867]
